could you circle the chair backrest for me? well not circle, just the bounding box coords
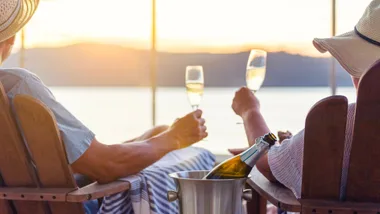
[346,61,380,203]
[300,60,380,213]
[0,83,85,214]
[301,94,348,200]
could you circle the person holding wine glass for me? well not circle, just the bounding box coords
[229,0,380,207]
[0,1,211,213]
[231,49,293,153]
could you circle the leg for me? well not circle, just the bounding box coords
[83,200,99,214]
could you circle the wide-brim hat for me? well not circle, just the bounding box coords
[0,0,39,42]
[313,0,380,78]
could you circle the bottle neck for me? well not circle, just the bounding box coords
[240,137,270,167]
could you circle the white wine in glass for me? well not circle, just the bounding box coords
[246,49,267,92]
[186,66,204,110]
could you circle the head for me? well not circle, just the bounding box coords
[313,0,380,91]
[0,0,39,65]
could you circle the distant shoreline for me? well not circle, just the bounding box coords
[4,43,352,87]
[48,85,354,88]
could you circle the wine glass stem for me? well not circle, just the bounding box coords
[192,105,198,111]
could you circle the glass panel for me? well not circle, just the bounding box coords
[156,0,332,154]
[4,0,153,144]
[335,0,372,103]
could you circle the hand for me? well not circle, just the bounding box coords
[232,87,260,118]
[168,109,207,149]
[278,130,292,143]
[228,147,249,156]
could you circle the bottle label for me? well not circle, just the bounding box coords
[240,137,270,167]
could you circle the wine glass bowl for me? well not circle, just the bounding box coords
[185,66,204,110]
[246,49,267,92]
[236,49,267,124]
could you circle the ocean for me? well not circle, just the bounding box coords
[50,87,356,155]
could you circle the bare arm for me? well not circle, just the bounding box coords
[232,87,276,182]
[242,109,277,182]
[72,133,177,183]
[71,110,207,184]
[241,109,270,146]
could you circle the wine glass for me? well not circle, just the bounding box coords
[186,66,207,141]
[246,49,267,92]
[237,49,267,124]
[185,66,204,110]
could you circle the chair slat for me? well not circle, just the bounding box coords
[0,175,12,214]
[0,200,12,214]
[0,84,46,213]
[302,96,348,200]
[13,95,84,214]
[347,61,380,202]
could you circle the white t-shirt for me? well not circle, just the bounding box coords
[0,68,94,164]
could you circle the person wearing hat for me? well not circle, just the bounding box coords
[231,0,380,200]
[0,0,208,212]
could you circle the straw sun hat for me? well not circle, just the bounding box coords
[313,0,380,78]
[0,0,39,42]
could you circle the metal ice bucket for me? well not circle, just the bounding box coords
[167,170,252,214]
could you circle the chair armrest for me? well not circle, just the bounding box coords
[0,181,130,203]
[248,168,301,212]
[0,187,75,202]
[67,180,130,202]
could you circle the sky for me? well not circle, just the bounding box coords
[16,0,372,56]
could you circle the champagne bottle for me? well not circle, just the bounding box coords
[203,133,277,179]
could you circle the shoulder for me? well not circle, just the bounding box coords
[0,68,47,95]
[2,68,52,100]
[0,67,42,82]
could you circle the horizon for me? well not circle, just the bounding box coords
[12,41,331,57]
[14,0,372,57]
[4,41,352,88]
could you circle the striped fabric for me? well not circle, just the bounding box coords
[98,147,216,214]
[268,103,356,199]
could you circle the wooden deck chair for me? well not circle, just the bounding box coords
[0,83,130,214]
[246,60,380,214]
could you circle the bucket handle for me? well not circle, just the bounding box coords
[167,190,178,202]
[242,189,252,201]
[167,189,252,202]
